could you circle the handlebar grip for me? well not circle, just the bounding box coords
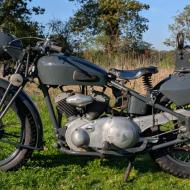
[50,45,62,52]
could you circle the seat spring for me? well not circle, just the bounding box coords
[142,74,153,91]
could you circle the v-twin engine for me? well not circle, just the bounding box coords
[65,117,140,151]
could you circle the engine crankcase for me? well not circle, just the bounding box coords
[65,117,140,151]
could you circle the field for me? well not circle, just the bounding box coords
[0,55,190,190]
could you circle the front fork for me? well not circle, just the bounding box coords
[0,61,25,120]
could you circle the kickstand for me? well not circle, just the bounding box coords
[124,156,136,182]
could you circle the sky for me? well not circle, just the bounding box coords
[31,0,190,50]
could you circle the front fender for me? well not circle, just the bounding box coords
[0,78,43,149]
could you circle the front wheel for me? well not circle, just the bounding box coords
[0,88,37,171]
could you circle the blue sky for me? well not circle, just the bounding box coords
[31,0,190,50]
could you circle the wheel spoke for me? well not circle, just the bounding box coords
[170,142,190,164]
[0,101,23,164]
[0,138,21,148]
[3,132,21,138]
[0,141,17,151]
[0,89,34,171]
[0,122,20,128]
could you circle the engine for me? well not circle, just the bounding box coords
[65,117,140,151]
[55,91,140,151]
[55,91,109,121]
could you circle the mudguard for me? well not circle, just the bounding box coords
[153,76,171,90]
[154,74,190,106]
[0,78,43,149]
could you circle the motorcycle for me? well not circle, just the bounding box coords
[0,29,189,181]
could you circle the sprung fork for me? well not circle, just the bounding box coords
[0,61,23,119]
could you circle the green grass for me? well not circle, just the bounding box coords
[0,96,190,190]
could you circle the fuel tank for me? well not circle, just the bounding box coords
[159,73,190,106]
[37,53,108,86]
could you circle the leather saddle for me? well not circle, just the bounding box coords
[110,66,158,80]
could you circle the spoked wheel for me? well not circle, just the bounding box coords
[150,96,190,178]
[151,141,190,178]
[169,143,190,165]
[0,89,36,171]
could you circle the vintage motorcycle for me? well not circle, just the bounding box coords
[0,28,189,181]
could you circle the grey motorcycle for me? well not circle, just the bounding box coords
[0,28,189,181]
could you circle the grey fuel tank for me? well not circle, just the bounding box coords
[37,53,107,86]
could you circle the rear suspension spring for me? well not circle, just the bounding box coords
[142,74,153,91]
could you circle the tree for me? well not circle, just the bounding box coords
[69,0,149,52]
[48,19,73,53]
[165,5,190,47]
[0,0,45,37]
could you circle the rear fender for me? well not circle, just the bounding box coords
[153,74,190,106]
[152,76,171,91]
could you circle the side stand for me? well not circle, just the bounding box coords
[124,156,136,182]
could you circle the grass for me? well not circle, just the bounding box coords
[83,50,175,70]
[0,91,189,190]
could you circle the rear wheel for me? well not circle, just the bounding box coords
[150,96,190,178]
[0,88,36,171]
[151,142,190,178]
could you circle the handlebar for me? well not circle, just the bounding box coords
[10,36,63,55]
[30,43,62,54]
[49,44,62,53]
[2,36,64,78]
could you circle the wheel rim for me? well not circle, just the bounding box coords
[167,143,190,167]
[0,104,24,166]
[159,123,190,167]
[156,98,190,167]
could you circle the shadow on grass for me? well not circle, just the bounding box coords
[29,151,160,175]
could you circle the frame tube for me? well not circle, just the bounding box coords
[40,84,59,130]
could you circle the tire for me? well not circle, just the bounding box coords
[0,88,37,171]
[150,96,190,178]
[151,148,190,178]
